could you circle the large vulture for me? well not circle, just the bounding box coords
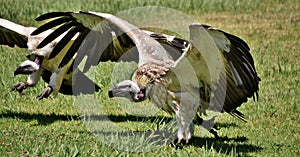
[0,18,100,98]
[110,24,260,142]
[31,11,260,143]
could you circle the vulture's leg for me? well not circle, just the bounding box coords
[175,93,200,143]
[37,66,66,100]
[172,123,195,147]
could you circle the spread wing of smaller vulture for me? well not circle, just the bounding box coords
[32,11,260,143]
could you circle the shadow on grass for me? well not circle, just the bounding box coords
[0,111,240,130]
[0,111,79,125]
[83,114,262,155]
[90,129,261,155]
[81,114,239,128]
[0,111,262,154]
[187,136,262,156]
[0,111,242,132]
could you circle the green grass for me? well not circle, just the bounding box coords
[0,0,299,156]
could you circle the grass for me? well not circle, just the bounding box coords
[0,0,299,156]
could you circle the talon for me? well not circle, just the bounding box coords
[170,138,188,149]
[37,86,53,100]
[12,82,27,94]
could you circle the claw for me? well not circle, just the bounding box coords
[37,86,53,100]
[12,82,27,95]
[170,138,187,149]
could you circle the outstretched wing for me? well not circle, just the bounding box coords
[203,24,260,99]
[202,24,260,120]
[163,24,224,116]
[31,11,174,73]
[0,18,34,48]
[166,24,259,121]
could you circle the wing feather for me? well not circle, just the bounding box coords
[32,16,72,37]
[32,11,173,73]
[203,24,260,116]
[167,24,259,122]
[50,25,87,59]
[34,19,75,49]
[35,12,73,21]
[59,26,87,67]
[0,18,32,48]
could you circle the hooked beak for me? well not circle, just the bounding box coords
[108,86,133,99]
[108,88,146,102]
[14,65,37,76]
[14,55,44,76]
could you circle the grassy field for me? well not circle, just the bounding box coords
[0,0,299,156]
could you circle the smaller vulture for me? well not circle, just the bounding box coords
[0,18,100,99]
[27,11,187,99]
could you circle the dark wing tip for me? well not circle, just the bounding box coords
[31,16,73,36]
[201,23,250,52]
[35,12,72,21]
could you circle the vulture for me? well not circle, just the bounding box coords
[0,18,100,99]
[31,11,260,143]
[28,11,187,99]
[109,25,260,142]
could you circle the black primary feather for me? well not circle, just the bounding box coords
[49,24,87,59]
[58,26,88,69]
[35,12,72,21]
[31,17,72,36]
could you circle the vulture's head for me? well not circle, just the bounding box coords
[108,80,151,102]
[14,55,43,75]
[109,63,168,102]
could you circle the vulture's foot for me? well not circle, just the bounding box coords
[170,138,188,149]
[174,137,189,144]
[37,86,52,100]
[12,82,28,95]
